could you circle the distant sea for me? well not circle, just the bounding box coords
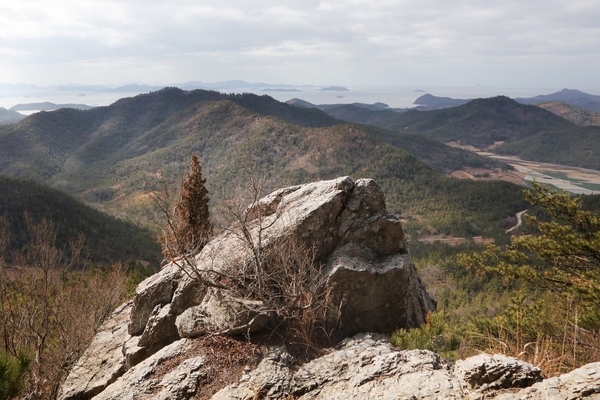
[2,86,600,114]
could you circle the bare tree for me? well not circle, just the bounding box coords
[0,216,128,400]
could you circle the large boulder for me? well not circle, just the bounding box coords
[175,176,434,336]
[59,177,437,398]
[145,176,434,352]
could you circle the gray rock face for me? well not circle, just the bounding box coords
[455,353,542,391]
[93,339,199,400]
[129,263,182,336]
[175,288,274,338]
[213,334,600,400]
[58,302,132,400]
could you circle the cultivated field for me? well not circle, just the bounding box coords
[449,142,600,195]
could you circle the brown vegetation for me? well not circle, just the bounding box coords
[536,101,600,126]
[0,215,129,399]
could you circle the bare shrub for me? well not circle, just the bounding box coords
[0,216,129,400]
[462,293,600,377]
[152,147,339,356]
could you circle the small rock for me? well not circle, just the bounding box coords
[455,353,542,391]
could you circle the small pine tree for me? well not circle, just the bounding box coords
[159,153,213,259]
[0,350,32,400]
[177,153,213,253]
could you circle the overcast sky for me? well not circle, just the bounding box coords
[1,0,600,88]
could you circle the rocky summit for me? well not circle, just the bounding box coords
[58,177,600,399]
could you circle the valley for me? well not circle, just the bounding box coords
[449,141,600,194]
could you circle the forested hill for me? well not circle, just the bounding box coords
[304,96,600,170]
[0,88,501,179]
[0,88,527,238]
[0,175,161,264]
[0,107,26,124]
[320,96,568,147]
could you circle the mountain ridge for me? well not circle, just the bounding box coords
[0,174,160,264]
[292,95,600,170]
[0,88,527,238]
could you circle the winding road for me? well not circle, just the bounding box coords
[506,210,527,233]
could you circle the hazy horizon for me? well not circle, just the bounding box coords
[3,83,600,111]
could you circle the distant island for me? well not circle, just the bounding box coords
[414,89,426,92]
[261,88,302,92]
[413,94,471,109]
[319,86,349,91]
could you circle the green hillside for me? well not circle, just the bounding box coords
[0,89,528,238]
[496,124,600,168]
[365,96,568,147]
[0,175,161,264]
[364,127,509,174]
[315,96,600,170]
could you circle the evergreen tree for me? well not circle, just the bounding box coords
[0,351,31,400]
[458,182,600,328]
[159,153,213,259]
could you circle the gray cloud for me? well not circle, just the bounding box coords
[1,0,599,87]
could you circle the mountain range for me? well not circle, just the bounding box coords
[290,95,600,170]
[411,88,600,113]
[0,80,319,93]
[0,87,527,239]
[515,88,600,112]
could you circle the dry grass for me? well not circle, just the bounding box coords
[465,327,600,378]
[458,298,600,378]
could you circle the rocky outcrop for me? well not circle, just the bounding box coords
[214,333,600,400]
[60,176,436,400]
[60,176,600,399]
[495,362,600,399]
